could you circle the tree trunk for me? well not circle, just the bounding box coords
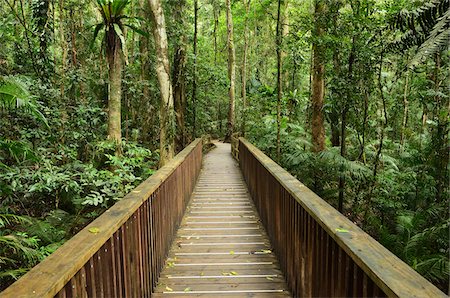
[311,0,326,153]
[338,36,356,213]
[106,30,123,150]
[139,0,152,144]
[192,0,198,138]
[224,0,236,143]
[241,0,250,137]
[276,0,283,161]
[173,0,187,152]
[400,72,409,147]
[149,0,175,167]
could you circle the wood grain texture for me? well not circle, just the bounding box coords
[155,142,290,297]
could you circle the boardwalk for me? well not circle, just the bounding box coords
[155,142,290,297]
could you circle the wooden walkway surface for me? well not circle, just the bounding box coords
[154,142,290,297]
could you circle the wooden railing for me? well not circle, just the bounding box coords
[238,138,446,298]
[1,139,203,298]
[231,133,240,161]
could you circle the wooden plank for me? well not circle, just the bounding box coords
[154,142,290,297]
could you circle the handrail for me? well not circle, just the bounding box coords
[231,133,240,161]
[1,139,203,298]
[238,137,446,298]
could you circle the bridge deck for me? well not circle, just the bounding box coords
[154,142,290,297]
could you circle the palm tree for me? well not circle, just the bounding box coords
[93,0,137,152]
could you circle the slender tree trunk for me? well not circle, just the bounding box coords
[58,0,67,99]
[213,4,219,65]
[282,2,289,91]
[149,0,175,167]
[311,0,326,152]
[213,4,221,135]
[432,53,448,203]
[192,0,198,138]
[241,0,250,137]
[139,0,151,143]
[358,90,369,162]
[224,0,236,143]
[276,0,283,161]
[330,35,342,147]
[374,52,388,178]
[106,31,123,150]
[400,72,409,147]
[338,37,355,213]
[173,0,187,151]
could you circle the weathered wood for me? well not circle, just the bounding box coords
[238,137,446,298]
[1,139,203,298]
[154,142,290,297]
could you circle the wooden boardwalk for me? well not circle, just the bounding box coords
[155,142,290,297]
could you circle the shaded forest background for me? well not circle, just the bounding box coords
[0,0,448,293]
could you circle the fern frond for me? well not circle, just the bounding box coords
[0,268,29,280]
[0,76,48,126]
[411,9,450,67]
[0,213,31,229]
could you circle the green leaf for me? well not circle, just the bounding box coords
[89,227,100,234]
[336,228,349,233]
[112,23,129,65]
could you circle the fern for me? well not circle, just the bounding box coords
[0,214,31,229]
[0,76,48,126]
[387,0,450,66]
[411,9,450,66]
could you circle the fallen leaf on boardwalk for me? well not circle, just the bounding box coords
[165,286,173,292]
[89,227,100,234]
[200,272,204,276]
[167,262,175,268]
[222,272,230,276]
[230,271,238,275]
[266,277,274,280]
[229,250,235,255]
[261,249,271,254]
[184,287,191,292]
[336,228,349,233]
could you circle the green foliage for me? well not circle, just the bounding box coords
[0,76,47,125]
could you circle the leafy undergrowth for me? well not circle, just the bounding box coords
[0,136,157,291]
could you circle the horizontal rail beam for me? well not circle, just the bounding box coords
[238,137,445,298]
[1,139,203,298]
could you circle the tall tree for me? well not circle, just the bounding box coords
[192,0,198,138]
[241,0,250,137]
[148,0,175,167]
[172,0,188,151]
[311,0,326,152]
[224,0,236,143]
[95,0,130,150]
[275,0,284,161]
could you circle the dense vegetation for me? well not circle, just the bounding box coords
[0,0,448,293]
